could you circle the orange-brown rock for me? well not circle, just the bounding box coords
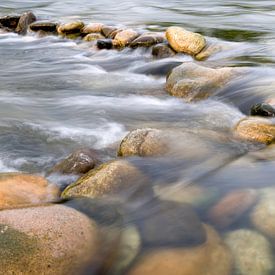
[113,29,139,47]
[82,23,104,34]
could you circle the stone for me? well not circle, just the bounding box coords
[101,26,118,37]
[48,148,101,175]
[208,189,258,228]
[166,26,206,55]
[113,29,139,47]
[84,33,105,42]
[152,43,176,58]
[0,15,20,30]
[0,173,59,209]
[57,21,84,35]
[130,32,164,48]
[225,229,273,275]
[15,12,36,35]
[127,224,232,275]
[234,117,275,144]
[82,23,104,34]
[166,62,237,101]
[250,103,275,117]
[195,43,224,61]
[61,160,149,201]
[29,22,58,33]
[137,201,206,247]
[0,204,99,274]
[97,39,113,49]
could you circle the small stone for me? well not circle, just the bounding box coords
[29,22,58,33]
[101,26,118,38]
[82,23,104,34]
[130,32,164,48]
[97,39,113,49]
[0,15,20,30]
[113,29,139,47]
[57,21,84,35]
[15,12,36,35]
[83,33,104,42]
[250,103,275,117]
[166,26,206,55]
[152,43,176,58]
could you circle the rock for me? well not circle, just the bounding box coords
[29,22,58,33]
[208,189,258,228]
[166,62,237,101]
[0,173,59,209]
[61,160,149,201]
[82,23,104,34]
[130,32,164,48]
[250,103,275,117]
[0,204,100,274]
[49,148,101,175]
[101,26,120,38]
[97,39,113,50]
[137,201,206,247]
[57,21,84,35]
[113,29,139,47]
[84,33,105,42]
[127,224,232,275]
[15,12,36,35]
[225,229,273,275]
[0,15,20,30]
[166,26,206,55]
[234,117,275,144]
[152,43,176,58]
[195,42,224,61]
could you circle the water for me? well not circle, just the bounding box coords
[1,0,275,274]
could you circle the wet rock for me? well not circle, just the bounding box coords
[15,12,36,35]
[166,62,237,101]
[83,33,105,42]
[152,43,176,58]
[29,22,58,33]
[250,103,275,117]
[113,29,139,47]
[234,117,275,144]
[97,39,113,50]
[225,229,273,275]
[61,160,150,201]
[137,201,206,247]
[57,21,84,35]
[0,173,59,209]
[101,26,120,38]
[166,26,206,55]
[0,15,20,30]
[130,32,164,48]
[48,148,101,175]
[0,204,100,274]
[82,23,104,34]
[128,224,232,275]
[195,42,224,61]
[208,189,258,228]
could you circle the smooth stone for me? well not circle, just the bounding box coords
[57,21,84,34]
[127,224,232,275]
[208,189,258,228]
[0,15,20,30]
[234,117,275,144]
[130,32,164,48]
[166,26,206,55]
[49,148,101,175]
[166,62,237,101]
[113,29,139,47]
[152,43,176,58]
[250,103,275,117]
[15,12,36,35]
[0,173,59,209]
[195,42,224,61]
[84,33,105,42]
[29,22,58,33]
[137,201,206,247]
[101,26,119,38]
[0,204,99,274]
[97,39,113,49]
[225,229,274,275]
[82,23,104,34]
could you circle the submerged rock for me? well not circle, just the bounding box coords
[57,21,84,35]
[152,43,176,58]
[250,103,275,117]
[82,23,104,34]
[195,42,224,61]
[101,26,120,38]
[113,29,139,47]
[0,15,20,30]
[0,173,59,209]
[0,204,100,274]
[130,32,164,48]
[29,22,58,33]
[83,33,104,42]
[97,39,113,49]
[15,11,36,35]
[128,224,232,275]
[225,229,273,275]
[234,117,275,144]
[166,26,206,55]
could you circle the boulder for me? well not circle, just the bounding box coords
[234,117,275,144]
[0,173,59,209]
[82,23,104,34]
[0,15,20,30]
[250,103,275,117]
[225,229,273,275]
[15,12,36,35]
[127,224,232,275]
[0,204,100,274]
[57,21,84,35]
[84,33,105,42]
[166,26,206,55]
[29,22,58,33]
[166,62,237,101]
[113,29,139,47]
[208,189,258,228]
[97,39,113,49]
[152,43,176,58]
[130,32,164,48]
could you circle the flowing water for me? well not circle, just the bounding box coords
[1,0,275,274]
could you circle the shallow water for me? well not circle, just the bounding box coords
[1,0,275,274]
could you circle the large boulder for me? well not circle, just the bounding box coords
[0,173,59,209]
[0,204,100,274]
[15,11,36,35]
[113,29,139,47]
[166,26,206,55]
[166,62,236,101]
[130,32,164,48]
[127,224,232,275]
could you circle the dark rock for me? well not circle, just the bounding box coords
[250,103,275,117]
[130,33,164,48]
[29,22,58,33]
[0,15,20,30]
[15,12,36,35]
[97,39,113,50]
[152,43,176,58]
[101,26,118,38]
